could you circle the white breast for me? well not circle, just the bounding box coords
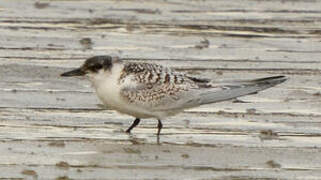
[89,64,157,118]
[89,64,123,108]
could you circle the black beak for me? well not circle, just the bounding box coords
[61,68,85,77]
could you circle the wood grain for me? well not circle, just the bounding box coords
[0,0,320,179]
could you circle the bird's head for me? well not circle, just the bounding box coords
[61,56,115,79]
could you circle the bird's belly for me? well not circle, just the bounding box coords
[95,86,184,119]
[111,103,182,119]
[105,101,155,119]
[96,88,154,118]
[113,106,155,119]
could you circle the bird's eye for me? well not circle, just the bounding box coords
[89,64,103,72]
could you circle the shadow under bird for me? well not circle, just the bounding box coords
[61,56,287,136]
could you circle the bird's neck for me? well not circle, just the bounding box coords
[89,63,124,90]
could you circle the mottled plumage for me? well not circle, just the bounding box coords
[61,55,287,136]
[118,62,199,111]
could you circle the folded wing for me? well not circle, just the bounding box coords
[197,76,287,105]
[119,62,287,111]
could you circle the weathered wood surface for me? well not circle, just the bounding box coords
[0,0,321,179]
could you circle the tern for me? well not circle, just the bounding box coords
[61,56,287,136]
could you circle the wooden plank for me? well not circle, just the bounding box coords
[0,141,320,179]
[0,0,321,179]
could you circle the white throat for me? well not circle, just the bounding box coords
[87,63,124,107]
[87,69,109,89]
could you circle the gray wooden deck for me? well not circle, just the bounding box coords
[0,0,321,179]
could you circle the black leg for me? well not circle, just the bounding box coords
[157,135,160,145]
[126,118,140,133]
[157,119,163,136]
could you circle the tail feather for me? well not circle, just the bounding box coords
[251,75,287,85]
[198,75,287,105]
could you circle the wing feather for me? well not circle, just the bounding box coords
[118,62,287,112]
[119,62,201,111]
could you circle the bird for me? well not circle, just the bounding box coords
[61,55,287,136]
